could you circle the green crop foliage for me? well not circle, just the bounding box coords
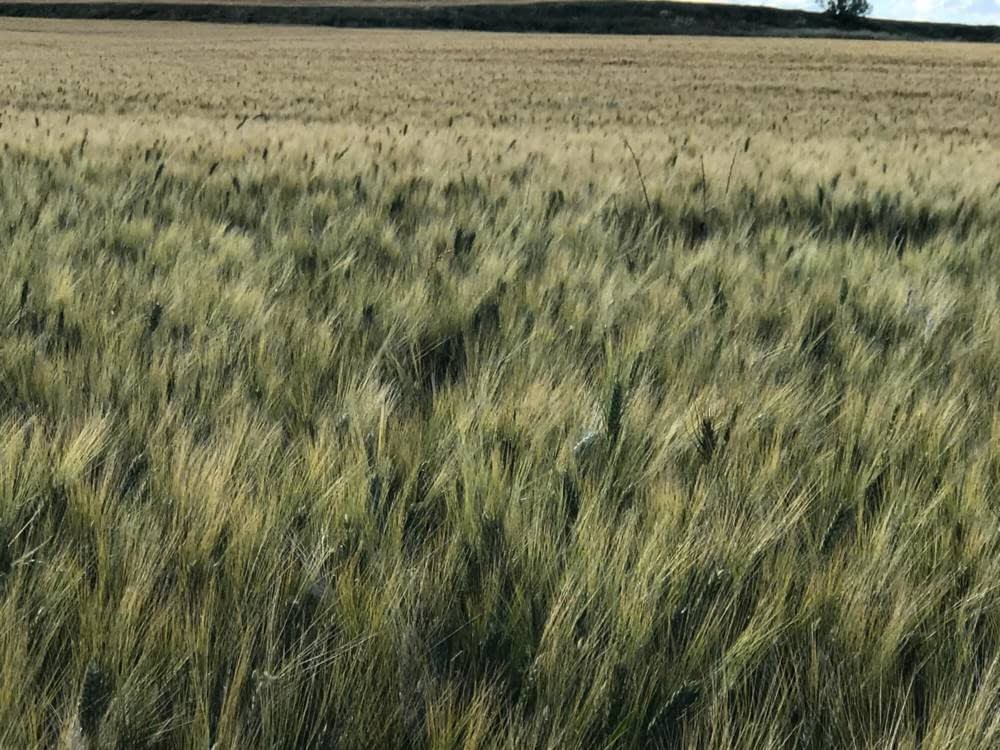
[1,20,999,749]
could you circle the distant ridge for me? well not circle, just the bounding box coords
[1,0,998,42]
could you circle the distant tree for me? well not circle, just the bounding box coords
[817,0,872,18]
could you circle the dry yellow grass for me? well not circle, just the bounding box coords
[1,19,1000,748]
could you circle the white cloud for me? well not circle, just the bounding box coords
[682,0,1000,24]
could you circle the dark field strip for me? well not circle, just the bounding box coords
[0,0,998,42]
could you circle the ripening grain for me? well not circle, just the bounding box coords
[1,18,999,749]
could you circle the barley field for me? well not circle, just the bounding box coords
[1,19,1000,748]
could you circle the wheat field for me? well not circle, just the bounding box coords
[1,19,1000,748]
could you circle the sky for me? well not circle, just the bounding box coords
[693,0,1000,24]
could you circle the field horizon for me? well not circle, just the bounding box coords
[0,0,998,43]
